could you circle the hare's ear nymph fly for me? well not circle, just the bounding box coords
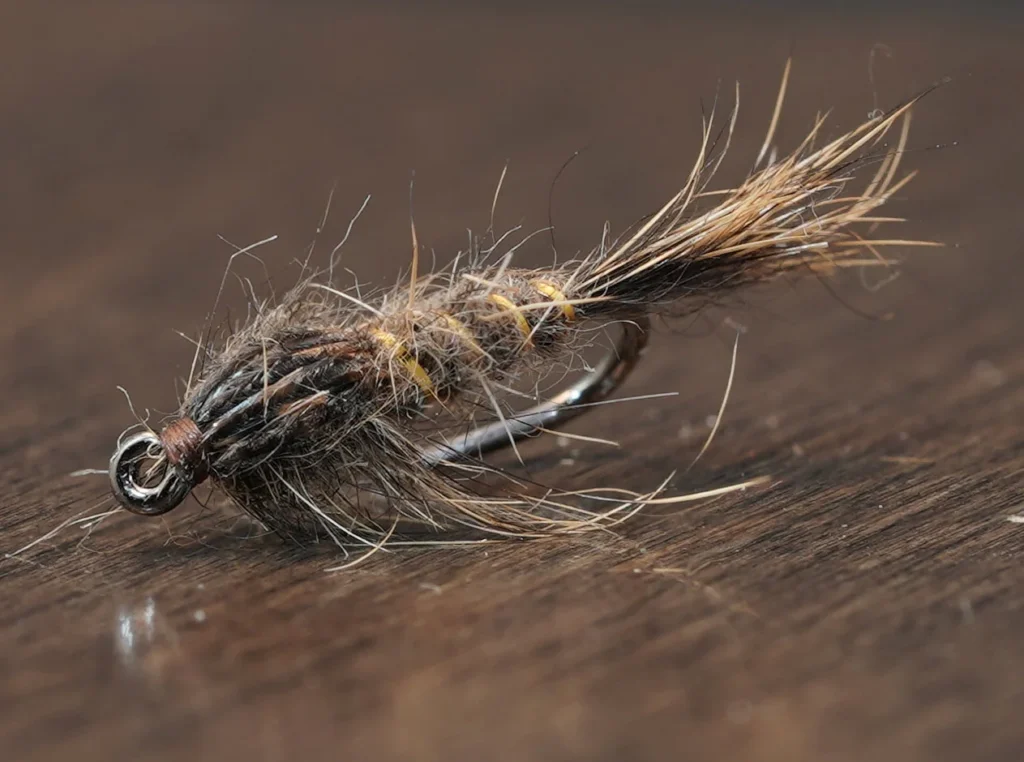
[107,62,940,551]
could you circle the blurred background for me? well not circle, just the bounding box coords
[1,2,1018,443]
[2,3,1023,761]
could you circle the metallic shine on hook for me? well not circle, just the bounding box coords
[109,430,192,516]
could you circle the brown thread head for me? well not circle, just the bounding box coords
[160,417,209,484]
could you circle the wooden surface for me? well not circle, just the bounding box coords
[2,4,1023,761]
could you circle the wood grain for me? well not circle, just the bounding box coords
[2,4,1023,761]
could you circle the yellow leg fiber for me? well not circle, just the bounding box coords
[371,329,435,396]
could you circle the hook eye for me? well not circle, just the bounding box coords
[109,431,192,516]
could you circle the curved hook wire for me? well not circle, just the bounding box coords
[422,315,650,465]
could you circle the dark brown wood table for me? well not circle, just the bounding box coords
[2,4,1022,761]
